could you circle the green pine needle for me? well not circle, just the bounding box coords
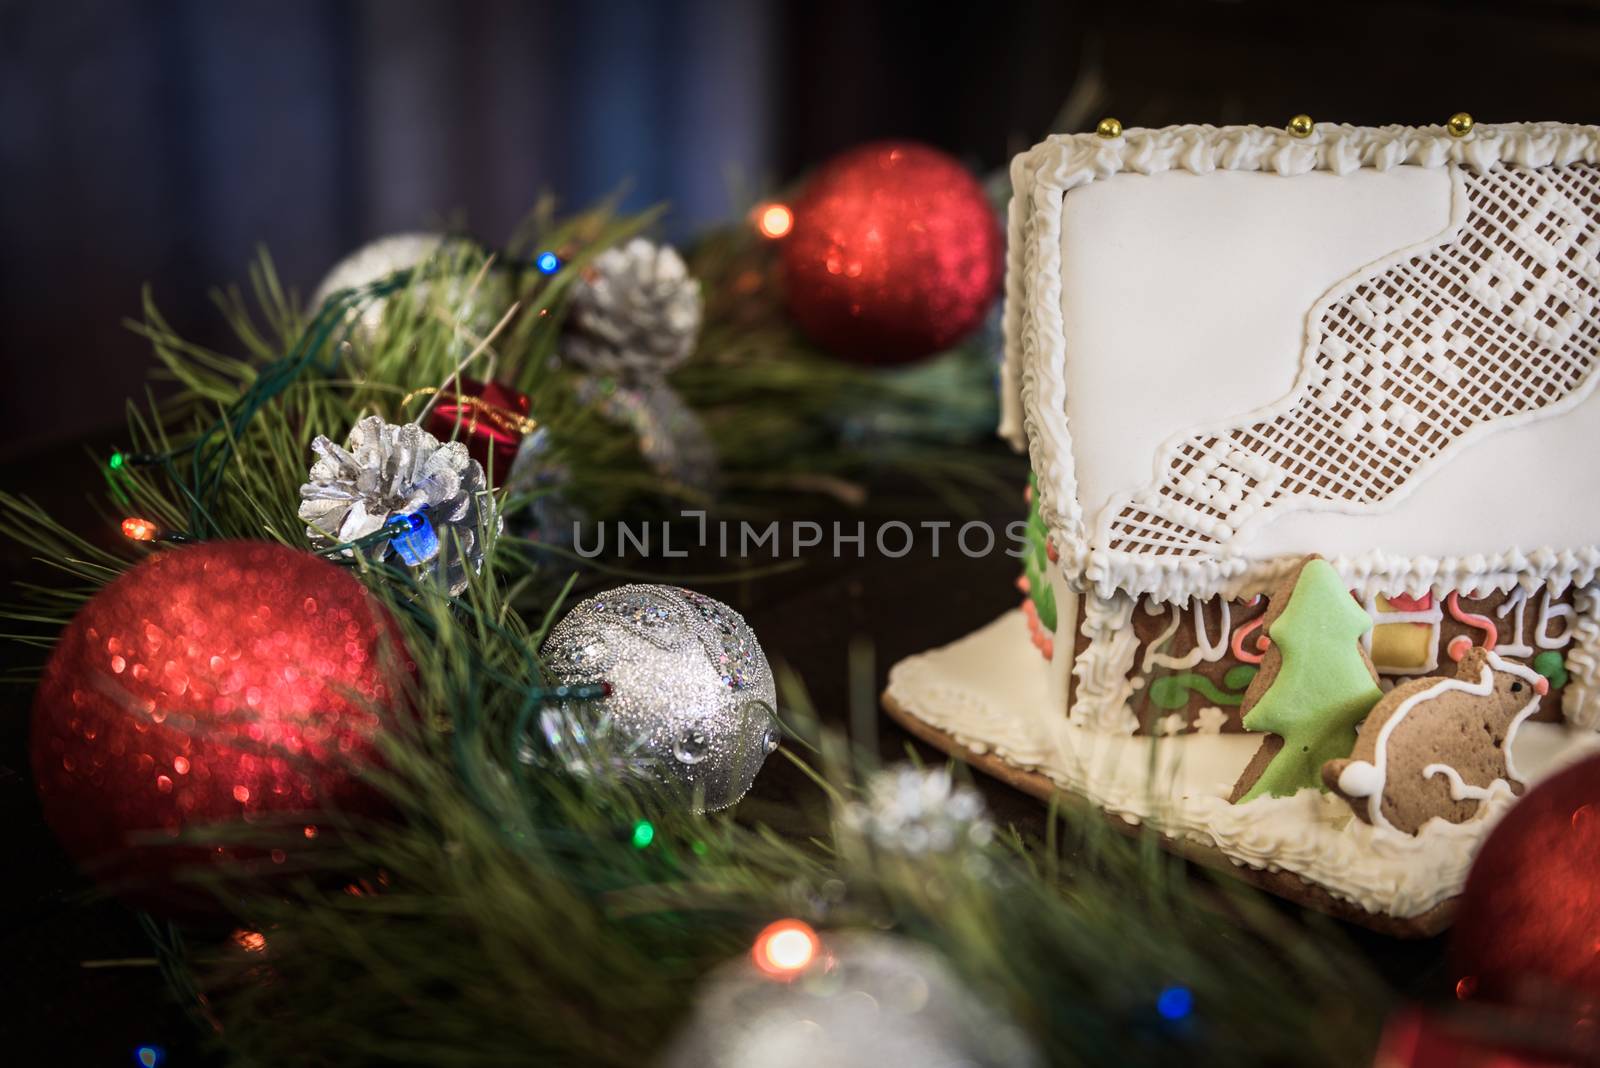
[1,200,1392,1067]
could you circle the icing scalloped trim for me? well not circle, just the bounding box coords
[1003,121,1600,606]
[1564,585,1600,730]
[1081,543,1600,605]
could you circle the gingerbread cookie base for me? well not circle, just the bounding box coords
[882,610,1600,938]
[882,691,1456,937]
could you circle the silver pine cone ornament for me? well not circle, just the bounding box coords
[843,765,994,856]
[561,238,719,493]
[564,238,703,377]
[298,415,501,594]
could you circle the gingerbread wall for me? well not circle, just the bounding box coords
[1065,586,1574,735]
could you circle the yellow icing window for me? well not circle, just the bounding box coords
[1365,593,1441,675]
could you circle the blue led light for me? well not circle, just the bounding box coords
[388,510,439,566]
[1156,985,1193,1021]
[536,251,561,274]
[136,1047,163,1068]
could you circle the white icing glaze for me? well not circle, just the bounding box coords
[1139,598,1233,673]
[1003,122,1600,605]
[1422,763,1498,803]
[887,611,1600,917]
[1154,713,1187,736]
[1535,589,1574,649]
[1563,585,1600,730]
[1485,588,1571,658]
[1340,651,1544,833]
[1495,588,1535,658]
[1097,160,1600,568]
[1140,602,1185,672]
[1194,706,1229,735]
[1070,590,1139,733]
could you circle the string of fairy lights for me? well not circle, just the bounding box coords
[106,246,570,554]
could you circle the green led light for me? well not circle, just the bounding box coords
[690,839,708,856]
[630,820,655,849]
[108,452,125,471]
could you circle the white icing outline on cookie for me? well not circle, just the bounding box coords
[1340,650,1545,833]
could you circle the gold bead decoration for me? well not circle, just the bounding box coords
[1447,112,1475,138]
[1095,117,1123,139]
[1287,114,1314,139]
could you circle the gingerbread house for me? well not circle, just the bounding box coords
[885,121,1600,934]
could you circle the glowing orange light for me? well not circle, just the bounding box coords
[752,918,820,979]
[232,929,267,953]
[755,203,794,240]
[121,517,158,541]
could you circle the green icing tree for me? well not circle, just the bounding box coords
[1239,559,1383,802]
[1021,473,1057,632]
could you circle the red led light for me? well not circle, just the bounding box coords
[121,517,158,541]
[752,918,821,979]
[755,202,794,239]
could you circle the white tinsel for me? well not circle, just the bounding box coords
[843,765,994,855]
[564,238,703,377]
[298,415,500,594]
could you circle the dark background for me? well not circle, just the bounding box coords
[4,0,1600,1062]
[6,0,1600,455]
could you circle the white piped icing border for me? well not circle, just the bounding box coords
[1069,590,1139,733]
[1564,585,1600,729]
[1002,122,1600,607]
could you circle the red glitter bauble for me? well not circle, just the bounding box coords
[30,541,411,906]
[781,141,1002,365]
[1452,753,1600,1010]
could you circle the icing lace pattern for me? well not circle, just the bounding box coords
[1102,164,1600,558]
[1003,123,1600,607]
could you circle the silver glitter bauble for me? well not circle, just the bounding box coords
[298,415,501,595]
[564,238,703,377]
[309,232,506,347]
[540,585,778,811]
[663,931,1040,1068]
[843,765,994,856]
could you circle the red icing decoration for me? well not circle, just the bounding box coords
[30,542,410,911]
[1385,592,1435,613]
[1446,591,1498,661]
[1021,598,1053,661]
[781,142,1002,365]
[1231,615,1269,665]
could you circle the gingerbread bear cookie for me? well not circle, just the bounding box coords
[1322,646,1549,835]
